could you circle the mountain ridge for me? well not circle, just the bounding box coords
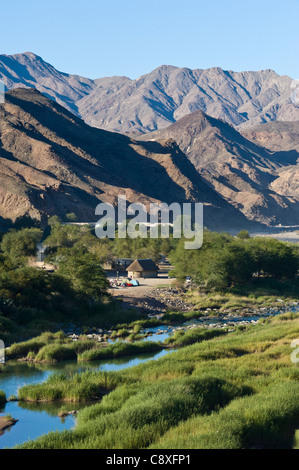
[0,88,250,230]
[139,110,299,226]
[1,52,299,134]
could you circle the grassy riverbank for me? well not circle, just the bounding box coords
[15,312,299,449]
[182,278,299,312]
[77,341,162,362]
[6,322,232,365]
[18,370,123,403]
[143,279,299,327]
[7,328,227,365]
[163,328,228,348]
[6,332,164,364]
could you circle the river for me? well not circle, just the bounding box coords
[1,301,298,449]
[0,349,171,449]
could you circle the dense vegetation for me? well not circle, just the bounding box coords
[0,224,135,343]
[0,220,298,344]
[170,230,299,289]
[16,313,299,449]
[44,218,174,264]
[0,219,179,342]
[163,327,228,348]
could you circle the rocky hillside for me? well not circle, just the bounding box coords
[0,88,248,230]
[1,53,299,134]
[242,121,299,153]
[139,111,299,226]
[242,121,299,202]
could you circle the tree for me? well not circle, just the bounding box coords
[0,267,72,310]
[218,241,254,286]
[65,212,78,222]
[236,230,250,240]
[168,230,299,290]
[247,238,298,279]
[55,247,109,301]
[48,215,62,226]
[44,224,85,249]
[1,228,43,258]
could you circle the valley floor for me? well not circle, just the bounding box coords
[108,273,174,313]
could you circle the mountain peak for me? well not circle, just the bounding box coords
[5,51,43,62]
[0,52,298,134]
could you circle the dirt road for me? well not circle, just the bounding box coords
[108,274,175,312]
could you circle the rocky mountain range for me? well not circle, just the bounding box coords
[139,111,299,226]
[1,52,299,134]
[0,88,248,230]
[0,53,298,229]
[242,121,299,205]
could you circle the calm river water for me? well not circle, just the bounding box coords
[0,349,171,449]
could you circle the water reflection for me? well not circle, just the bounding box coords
[0,348,171,448]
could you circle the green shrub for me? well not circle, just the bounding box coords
[78,341,162,362]
[34,344,77,363]
[7,339,47,359]
[18,370,121,403]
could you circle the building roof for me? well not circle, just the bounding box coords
[126,259,158,272]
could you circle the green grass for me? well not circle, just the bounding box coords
[163,327,228,348]
[18,377,249,449]
[6,331,101,363]
[7,338,49,359]
[6,331,67,359]
[18,370,123,402]
[15,312,299,449]
[153,381,299,449]
[185,279,299,312]
[186,292,269,312]
[34,344,78,363]
[7,331,163,364]
[5,324,167,364]
[77,341,163,362]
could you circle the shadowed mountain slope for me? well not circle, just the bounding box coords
[139,111,299,226]
[0,88,249,230]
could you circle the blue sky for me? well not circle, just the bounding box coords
[0,0,298,79]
